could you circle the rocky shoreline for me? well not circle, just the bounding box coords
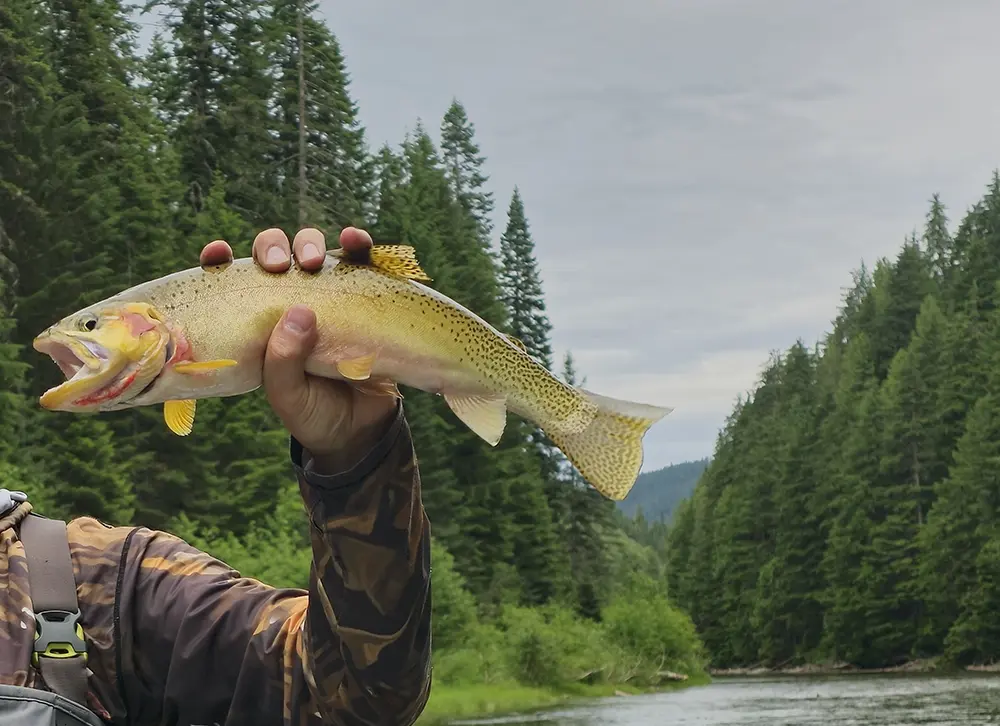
[709,659,1000,676]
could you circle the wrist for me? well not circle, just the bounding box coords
[306,404,399,475]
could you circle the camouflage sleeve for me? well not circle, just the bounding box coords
[288,401,433,725]
[106,402,432,726]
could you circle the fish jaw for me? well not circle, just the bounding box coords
[33,329,125,411]
[33,309,172,412]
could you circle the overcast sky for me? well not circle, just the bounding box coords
[317,0,1000,472]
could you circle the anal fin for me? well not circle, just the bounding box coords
[164,399,196,436]
[443,392,507,446]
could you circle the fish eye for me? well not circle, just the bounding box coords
[78,314,98,332]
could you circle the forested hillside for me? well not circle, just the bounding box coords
[618,459,709,521]
[668,179,1000,670]
[0,0,704,703]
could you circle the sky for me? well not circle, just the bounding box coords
[315,0,1000,472]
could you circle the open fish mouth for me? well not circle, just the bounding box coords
[33,333,119,410]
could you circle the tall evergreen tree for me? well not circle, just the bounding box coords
[924,194,955,284]
[438,101,505,329]
[750,342,825,665]
[440,99,493,240]
[270,0,373,231]
[499,188,553,367]
[0,220,27,463]
[145,0,279,227]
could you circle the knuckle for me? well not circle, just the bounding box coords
[269,335,302,362]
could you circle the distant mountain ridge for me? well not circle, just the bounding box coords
[617,458,710,521]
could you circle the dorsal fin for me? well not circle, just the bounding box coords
[330,244,432,282]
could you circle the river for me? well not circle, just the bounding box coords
[451,673,1000,725]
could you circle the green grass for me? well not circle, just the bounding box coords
[414,675,711,725]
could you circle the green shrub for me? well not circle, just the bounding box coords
[497,604,611,687]
[430,538,479,649]
[601,574,706,683]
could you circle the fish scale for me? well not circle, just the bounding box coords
[32,244,672,501]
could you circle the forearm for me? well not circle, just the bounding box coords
[292,402,432,725]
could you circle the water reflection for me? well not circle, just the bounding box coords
[451,673,1000,725]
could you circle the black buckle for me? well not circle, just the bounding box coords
[32,609,88,666]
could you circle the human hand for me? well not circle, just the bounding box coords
[199,227,398,469]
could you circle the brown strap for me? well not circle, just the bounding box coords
[20,515,79,611]
[19,513,91,709]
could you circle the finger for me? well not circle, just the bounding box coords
[339,227,373,255]
[200,240,233,268]
[252,228,291,272]
[263,305,317,416]
[292,227,326,271]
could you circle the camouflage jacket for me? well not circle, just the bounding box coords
[0,403,433,726]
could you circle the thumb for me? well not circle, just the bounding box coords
[264,305,317,415]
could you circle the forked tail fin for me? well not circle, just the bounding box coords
[546,388,673,501]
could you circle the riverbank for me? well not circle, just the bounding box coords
[708,658,1000,677]
[414,674,712,725]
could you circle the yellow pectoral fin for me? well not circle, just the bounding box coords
[173,359,238,374]
[164,399,196,436]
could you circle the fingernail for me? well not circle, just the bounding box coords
[303,243,320,261]
[266,245,287,266]
[284,307,311,334]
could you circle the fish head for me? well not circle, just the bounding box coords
[33,301,173,412]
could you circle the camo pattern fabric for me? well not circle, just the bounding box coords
[0,402,433,726]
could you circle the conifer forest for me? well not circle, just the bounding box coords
[668,182,1000,670]
[8,0,1000,710]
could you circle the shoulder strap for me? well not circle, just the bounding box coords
[19,513,91,709]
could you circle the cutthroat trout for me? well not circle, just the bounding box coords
[32,244,672,500]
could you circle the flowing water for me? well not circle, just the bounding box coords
[452,674,1000,725]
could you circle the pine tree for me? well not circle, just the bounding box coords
[868,241,935,381]
[440,100,493,240]
[924,194,955,284]
[948,172,1000,314]
[820,380,881,664]
[944,533,1000,663]
[499,188,553,367]
[438,102,505,329]
[146,0,279,227]
[0,219,27,463]
[750,342,825,665]
[270,0,373,231]
[925,393,1000,663]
